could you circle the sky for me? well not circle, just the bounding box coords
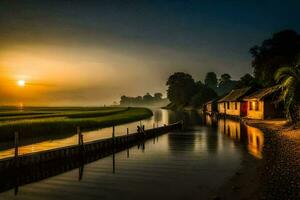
[0,0,300,106]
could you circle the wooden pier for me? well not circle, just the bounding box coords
[0,121,182,194]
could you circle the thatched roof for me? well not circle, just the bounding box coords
[243,85,280,101]
[218,87,252,102]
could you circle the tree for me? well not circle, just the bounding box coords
[143,93,153,103]
[204,72,218,90]
[235,73,258,89]
[219,73,231,84]
[190,81,218,107]
[154,92,163,100]
[217,73,237,95]
[250,30,300,86]
[275,63,300,125]
[120,93,164,106]
[166,72,196,106]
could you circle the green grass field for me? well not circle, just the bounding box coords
[0,107,153,142]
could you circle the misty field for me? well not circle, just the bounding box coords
[0,107,153,142]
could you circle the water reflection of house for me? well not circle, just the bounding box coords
[243,86,282,120]
[218,118,264,159]
[204,114,218,127]
[218,118,241,140]
[217,87,256,117]
[246,125,264,159]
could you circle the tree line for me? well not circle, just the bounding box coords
[166,29,300,125]
[120,93,168,106]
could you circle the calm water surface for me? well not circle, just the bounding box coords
[0,109,264,199]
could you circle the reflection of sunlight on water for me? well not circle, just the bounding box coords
[161,109,170,125]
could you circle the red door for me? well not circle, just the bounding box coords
[241,101,248,116]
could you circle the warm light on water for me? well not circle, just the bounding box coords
[0,110,264,160]
[217,117,264,159]
[246,126,264,159]
[0,109,266,199]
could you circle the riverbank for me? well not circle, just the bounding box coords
[244,119,300,200]
[0,107,153,142]
[215,119,300,200]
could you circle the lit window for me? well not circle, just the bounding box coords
[255,101,259,111]
[250,101,259,111]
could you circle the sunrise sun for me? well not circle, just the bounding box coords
[17,80,26,87]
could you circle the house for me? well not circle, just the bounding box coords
[203,99,218,114]
[243,86,281,120]
[217,87,255,117]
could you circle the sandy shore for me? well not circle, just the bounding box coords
[213,119,300,200]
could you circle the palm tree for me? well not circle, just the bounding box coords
[275,63,300,125]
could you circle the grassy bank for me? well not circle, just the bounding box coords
[0,107,128,121]
[0,107,153,142]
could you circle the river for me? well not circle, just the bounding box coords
[0,109,264,199]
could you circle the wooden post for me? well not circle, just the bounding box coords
[112,126,115,153]
[77,126,85,155]
[112,126,115,173]
[112,150,115,174]
[126,128,129,158]
[78,164,84,181]
[14,132,19,162]
[80,134,84,146]
[112,126,115,144]
[153,123,155,128]
[80,134,84,152]
[77,126,81,145]
[142,142,145,151]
